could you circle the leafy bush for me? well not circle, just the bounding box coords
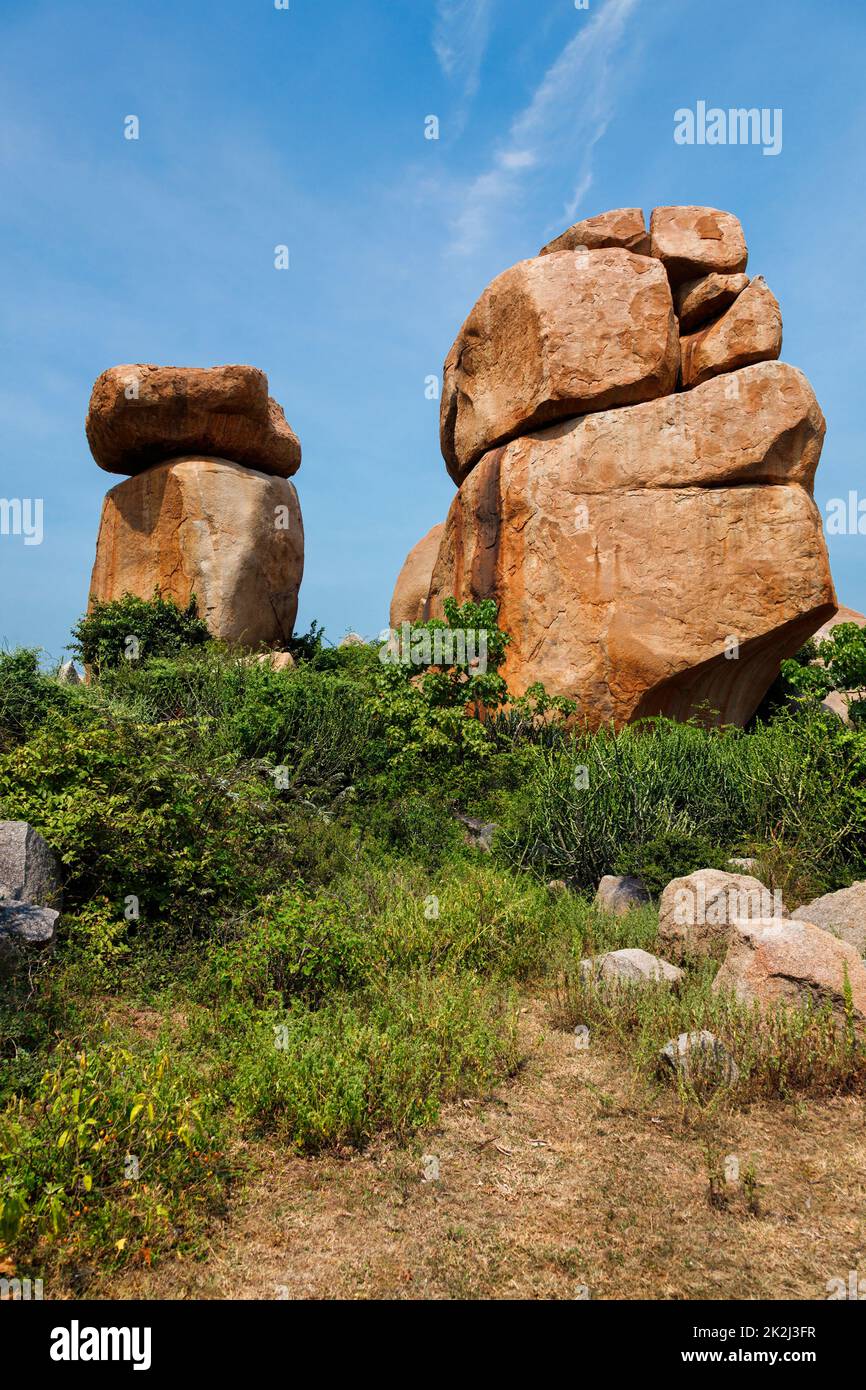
[782,622,866,724]
[615,830,732,897]
[71,593,210,674]
[0,649,74,749]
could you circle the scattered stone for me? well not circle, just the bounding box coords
[727,857,761,875]
[255,651,296,672]
[390,523,445,629]
[680,277,782,389]
[0,822,63,909]
[649,206,748,285]
[454,814,497,853]
[712,918,866,1027]
[427,362,833,727]
[86,364,301,478]
[89,457,304,649]
[658,869,786,962]
[58,660,82,685]
[593,874,651,916]
[547,879,569,895]
[0,902,59,970]
[440,248,679,483]
[675,271,750,332]
[660,1030,740,1086]
[792,883,866,956]
[539,207,650,257]
[581,948,683,986]
[339,634,367,647]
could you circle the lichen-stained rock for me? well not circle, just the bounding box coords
[440,249,680,484]
[650,206,748,285]
[539,207,650,257]
[389,523,445,628]
[426,363,835,728]
[675,271,750,332]
[89,457,304,648]
[86,364,301,478]
[680,277,782,389]
[712,918,866,1028]
[0,822,63,909]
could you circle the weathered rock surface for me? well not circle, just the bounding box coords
[0,902,59,967]
[89,457,304,648]
[675,271,750,332]
[390,523,445,628]
[650,206,748,285]
[712,918,866,1027]
[658,869,785,962]
[813,606,866,642]
[792,883,866,956]
[581,948,683,986]
[593,875,651,916]
[0,822,63,909]
[440,249,680,483]
[660,1030,740,1086]
[86,365,301,478]
[539,207,649,257]
[58,660,82,686]
[680,277,782,389]
[427,363,835,725]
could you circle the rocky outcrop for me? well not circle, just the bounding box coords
[87,364,305,648]
[539,207,650,257]
[440,249,680,484]
[89,458,304,648]
[390,523,445,628]
[680,277,782,389]
[87,365,301,478]
[426,364,834,725]
[400,205,836,730]
[658,869,785,962]
[792,883,866,956]
[712,918,866,1028]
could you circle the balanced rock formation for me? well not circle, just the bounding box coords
[87,366,304,648]
[87,365,300,478]
[395,205,837,729]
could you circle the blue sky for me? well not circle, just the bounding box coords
[1,0,864,658]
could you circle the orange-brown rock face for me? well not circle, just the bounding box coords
[390,523,444,628]
[89,457,304,647]
[426,362,835,728]
[675,271,750,333]
[539,207,650,257]
[440,249,680,484]
[680,277,782,388]
[649,206,748,284]
[87,364,301,478]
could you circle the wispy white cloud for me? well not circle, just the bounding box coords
[450,0,640,254]
[433,0,495,130]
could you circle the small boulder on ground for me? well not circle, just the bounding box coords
[660,1029,740,1086]
[792,883,866,956]
[712,918,866,1028]
[454,814,496,853]
[539,207,650,257]
[581,948,683,987]
[658,868,784,961]
[255,651,296,672]
[0,822,63,909]
[593,874,651,916]
[0,902,59,966]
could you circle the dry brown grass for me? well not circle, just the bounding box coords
[87,998,866,1302]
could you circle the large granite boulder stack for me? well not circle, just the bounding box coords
[395,205,836,728]
[87,366,304,648]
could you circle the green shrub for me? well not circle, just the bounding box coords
[0,649,74,749]
[71,593,210,674]
[615,830,732,897]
